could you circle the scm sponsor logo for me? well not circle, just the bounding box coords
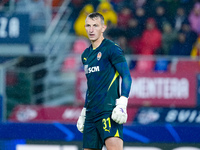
[84,65,100,74]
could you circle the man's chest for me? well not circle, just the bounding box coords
[83,50,111,75]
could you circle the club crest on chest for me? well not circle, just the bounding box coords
[97,52,102,61]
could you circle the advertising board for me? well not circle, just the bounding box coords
[9,105,138,124]
[76,71,197,107]
[9,105,83,123]
[134,107,200,125]
[0,13,29,44]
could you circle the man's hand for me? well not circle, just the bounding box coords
[77,107,86,133]
[111,96,128,124]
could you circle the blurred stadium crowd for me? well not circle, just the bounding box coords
[69,0,200,57]
[67,0,200,72]
[1,0,200,60]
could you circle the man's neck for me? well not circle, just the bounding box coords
[91,36,104,50]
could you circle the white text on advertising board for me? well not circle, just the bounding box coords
[0,17,19,38]
[130,77,189,99]
[166,109,200,123]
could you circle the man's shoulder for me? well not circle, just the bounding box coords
[103,39,121,51]
[104,39,122,51]
[104,39,115,46]
[82,47,90,55]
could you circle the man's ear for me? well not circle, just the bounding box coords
[102,25,107,33]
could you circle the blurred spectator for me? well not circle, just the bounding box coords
[126,18,143,54]
[172,7,187,31]
[181,19,198,49]
[191,36,200,58]
[153,5,171,32]
[134,7,147,32]
[15,0,52,31]
[188,2,200,35]
[117,7,132,29]
[161,23,177,55]
[148,0,168,17]
[125,18,143,41]
[139,18,162,55]
[117,36,133,54]
[73,4,94,38]
[169,31,192,56]
[96,1,117,26]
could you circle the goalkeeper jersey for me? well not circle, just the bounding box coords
[81,38,127,121]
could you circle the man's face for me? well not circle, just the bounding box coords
[85,17,106,41]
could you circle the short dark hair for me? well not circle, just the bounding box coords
[86,12,104,24]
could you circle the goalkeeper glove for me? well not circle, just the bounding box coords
[111,96,128,124]
[77,107,86,133]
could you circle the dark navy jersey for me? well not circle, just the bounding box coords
[81,39,127,121]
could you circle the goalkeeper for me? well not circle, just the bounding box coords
[77,12,132,150]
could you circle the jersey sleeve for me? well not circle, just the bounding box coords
[84,90,88,107]
[108,44,126,65]
[114,62,132,98]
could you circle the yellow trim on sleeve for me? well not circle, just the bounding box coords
[107,71,119,91]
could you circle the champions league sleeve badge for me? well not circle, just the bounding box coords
[97,52,102,61]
